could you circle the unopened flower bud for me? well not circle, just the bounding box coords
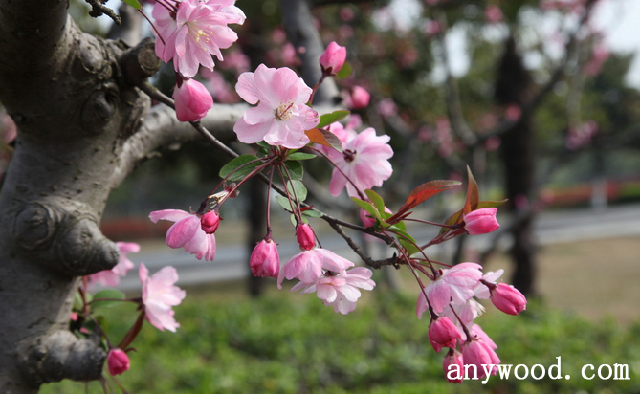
[319,41,346,76]
[296,223,316,251]
[443,349,464,383]
[347,85,370,110]
[173,78,213,122]
[107,348,130,376]
[462,338,500,380]
[428,316,462,353]
[201,211,220,234]
[491,283,526,315]
[463,208,499,235]
[250,238,280,277]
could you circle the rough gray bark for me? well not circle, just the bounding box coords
[0,1,243,390]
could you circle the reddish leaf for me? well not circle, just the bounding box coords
[304,128,342,152]
[388,180,460,223]
[462,166,479,215]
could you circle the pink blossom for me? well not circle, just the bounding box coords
[429,316,463,353]
[416,263,483,316]
[204,70,237,103]
[139,263,186,332]
[377,98,397,118]
[172,78,213,121]
[474,269,504,299]
[250,238,280,278]
[461,338,500,379]
[463,208,499,235]
[296,223,316,251]
[200,210,220,234]
[233,64,319,149]
[149,209,216,261]
[277,248,353,289]
[491,283,527,315]
[107,348,130,376]
[87,242,139,290]
[584,43,609,77]
[443,349,464,383]
[344,85,370,110]
[505,104,521,121]
[328,127,393,197]
[291,267,375,314]
[153,0,246,78]
[0,110,17,144]
[319,41,347,76]
[218,49,251,74]
[484,5,503,24]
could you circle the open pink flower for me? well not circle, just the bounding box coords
[87,242,139,290]
[416,263,483,316]
[139,263,186,332]
[291,267,375,315]
[277,248,354,289]
[173,78,213,121]
[233,64,319,149]
[153,0,245,78]
[149,209,216,261]
[107,348,130,376]
[328,127,393,197]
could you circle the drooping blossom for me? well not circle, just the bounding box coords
[490,283,527,315]
[429,316,463,353]
[200,210,220,234]
[344,85,370,110]
[278,248,354,288]
[139,263,186,332]
[443,349,464,383]
[296,223,316,251]
[292,267,376,314]
[233,64,320,149]
[149,209,216,261]
[250,238,280,278]
[107,348,130,376]
[87,242,139,290]
[327,127,393,197]
[152,0,246,78]
[416,263,483,316]
[463,208,499,235]
[173,78,213,121]
[461,338,500,380]
[319,41,347,76]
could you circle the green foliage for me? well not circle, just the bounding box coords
[43,295,640,394]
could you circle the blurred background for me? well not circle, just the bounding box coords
[1,0,637,392]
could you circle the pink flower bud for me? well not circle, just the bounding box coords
[462,338,500,380]
[443,349,464,383]
[346,85,370,110]
[172,78,213,122]
[200,211,220,234]
[296,223,316,251]
[429,316,462,353]
[463,208,499,235]
[107,348,130,376]
[319,41,347,76]
[250,238,280,278]
[491,283,526,315]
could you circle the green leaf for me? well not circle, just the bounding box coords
[286,180,307,202]
[287,152,317,161]
[317,110,351,129]
[219,155,261,182]
[290,213,308,226]
[364,189,386,213]
[336,61,353,79]
[91,289,125,310]
[302,209,322,218]
[284,161,303,181]
[350,197,377,219]
[276,195,292,211]
[256,141,271,150]
[123,0,142,10]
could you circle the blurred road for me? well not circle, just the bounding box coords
[117,204,640,292]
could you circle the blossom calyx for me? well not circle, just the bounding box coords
[201,210,221,234]
[107,348,130,376]
[296,223,316,251]
[463,208,499,235]
[250,238,280,278]
[491,283,526,315]
[319,41,346,76]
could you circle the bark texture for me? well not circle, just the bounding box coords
[0,1,241,391]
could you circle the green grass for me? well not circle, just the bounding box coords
[41,291,640,394]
